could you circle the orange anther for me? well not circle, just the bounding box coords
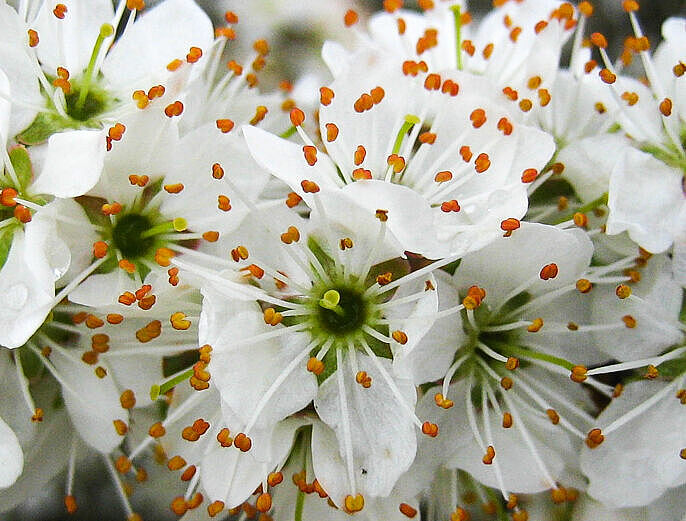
[354,145,366,166]
[519,98,533,111]
[615,284,631,299]
[303,145,318,166]
[470,108,487,128]
[502,412,513,428]
[392,330,408,345]
[441,200,461,213]
[355,371,372,388]
[167,58,183,71]
[497,117,513,135]
[500,218,520,232]
[186,46,202,63]
[352,168,372,180]
[376,271,393,285]
[370,86,385,104]
[268,472,284,487]
[660,98,673,116]
[149,421,166,438]
[224,10,238,23]
[167,455,186,470]
[345,494,365,513]
[599,68,617,84]
[459,145,473,162]
[301,180,320,193]
[510,26,522,42]
[384,0,403,12]
[527,318,544,332]
[424,73,441,91]
[249,105,267,125]
[1,187,18,207]
[216,428,232,447]
[164,101,184,117]
[64,495,77,514]
[540,263,559,280]
[434,171,452,183]
[127,0,145,9]
[399,503,417,518]
[422,421,439,437]
[344,9,358,26]
[208,501,225,517]
[164,183,184,194]
[234,432,252,452]
[590,32,607,48]
[521,168,538,183]
[546,409,560,425]
[286,192,302,208]
[570,365,588,383]
[505,357,520,370]
[622,0,639,11]
[216,119,235,133]
[13,205,31,223]
[482,445,495,464]
[325,123,339,142]
[585,428,604,448]
[419,132,436,144]
[53,4,67,18]
[217,195,231,212]
[501,377,513,390]
[120,389,136,409]
[263,308,284,326]
[462,39,476,56]
[320,86,335,106]
[290,108,305,126]
[474,153,491,173]
[211,163,224,179]
[113,419,128,435]
[483,42,494,59]
[307,357,324,375]
[202,231,219,242]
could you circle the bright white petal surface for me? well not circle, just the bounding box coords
[607,148,684,253]
[32,0,114,74]
[389,271,461,384]
[0,6,43,135]
[590,254,683,361]
[581,380,686,508]
[314,352,417,502]
[0,231,54,348]
[159,124,271,235]
[0,415,22,489]
[454,222,593,304]
[50,348,127,453]
[31,129,106,198]
[101,0,212,93]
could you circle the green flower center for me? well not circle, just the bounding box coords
[64,84,109,122]
[316,287,368,336]
[112,213,155,259]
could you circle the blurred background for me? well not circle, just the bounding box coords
[4,0,685,520]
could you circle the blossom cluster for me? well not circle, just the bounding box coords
[0,0,684,520]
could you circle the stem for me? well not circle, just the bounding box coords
[75,24,114,111]
[294,489,305,521]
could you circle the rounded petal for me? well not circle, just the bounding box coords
[581,380,686,508]
[0,415,23,489]
[31,129,106,198]
[101,0,212,93]
[607,148,684,253]
[50,348,127,453]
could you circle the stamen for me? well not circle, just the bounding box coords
[14,351,38,417]
[103,455,137,520]
[603,377,682,436]
[360,339,423,429]
[587,346,686,376]
[336,348,358,495]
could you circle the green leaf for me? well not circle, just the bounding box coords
[8,146,33,190]
[0,229,15,271]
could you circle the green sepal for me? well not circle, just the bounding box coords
[16,111,72,145]
[0,229,15,271]
[8,146,33,190]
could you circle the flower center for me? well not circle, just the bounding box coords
[111,213,155,259]
[63,83,109,122]
[316,287,367,336]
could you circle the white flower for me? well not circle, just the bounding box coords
[176,189,444,512]
[244,63,554,257]
[598,15,686,254]
[411,223,603,503]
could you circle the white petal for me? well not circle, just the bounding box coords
[101,0,212,93]
[340,180,439,256]
[590,254,683,360]
[32,0,114,74]
[581,380,686,508]
[32,129,106,197]
[314,352,417,500]
[389,272,462,384]
[454,222,593,304]
[242,124,342,200]
[0,231,54,348]
[50,348,127,453]
[0,415,23,489]
[607,148,684,253]
[557,134,631,203]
